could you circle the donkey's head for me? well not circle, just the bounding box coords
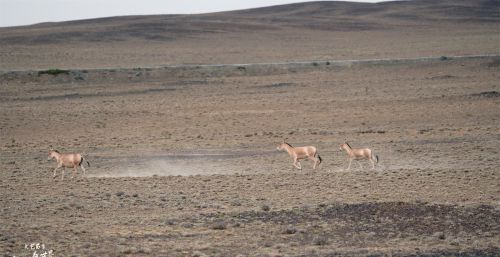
[277,139,288,151]
[340,141,350,151]
[48,149,60,160]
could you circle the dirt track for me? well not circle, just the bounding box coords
[1,55,499,256]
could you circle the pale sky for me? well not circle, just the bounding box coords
[0,0,387,27]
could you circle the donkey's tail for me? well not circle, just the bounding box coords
[316,152,322,164]
[374,154,379,163]
[81,156,91,167]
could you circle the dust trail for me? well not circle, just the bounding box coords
[88,151,276,177]
[95,159,231,177]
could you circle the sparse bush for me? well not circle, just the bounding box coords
[261,204,270,212]
[182,222,193,228]
[211,220,227,230]
[312,235,329,245]
[440,56,449,61]
[230,200,241,206]
[237,66,246,71]
[312,62,319,66]
[95,121,106,129]
[120,248,133,254]
[433,231,446,240]
[192,251,207,257]
[263,241,273,247]
[73,75,84,81]
[283,227,297,234]
[165,219,176,225]
[38,69,70,76]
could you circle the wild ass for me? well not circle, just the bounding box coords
[277,141,322,170]
[340,141,378,170]
[48,150,90,180]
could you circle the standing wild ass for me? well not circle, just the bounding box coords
[277,141,322,170]
[48,150,89,180]
[340,141,378,170]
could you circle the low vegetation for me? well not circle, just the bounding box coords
[38,68,70,76]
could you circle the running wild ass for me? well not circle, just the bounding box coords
[48,150,90,180]
[277,141,322,170]
[340,141,378,170]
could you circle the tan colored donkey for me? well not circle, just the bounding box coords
[277,140,322,170]
[340,141,378,170]
[48,149,90,180]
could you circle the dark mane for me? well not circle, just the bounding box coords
[284,142,293,147]
[52,149,60,153]
[345,142,351,148]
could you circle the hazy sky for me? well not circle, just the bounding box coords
[0,0,387,27]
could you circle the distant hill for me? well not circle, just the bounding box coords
[1,0,499,45]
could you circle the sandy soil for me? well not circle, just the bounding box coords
[1,56,499,256]
[1,1,500,256]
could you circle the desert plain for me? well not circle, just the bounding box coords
[1,0,499,256]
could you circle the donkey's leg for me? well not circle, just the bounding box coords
[357,161,363,169]
[347,159,352,171]
[52,166,60,178]
[61,168,65,181]
[293,157,302,170]
[293,159,302,170]
[80,164,86,176]
[370,159,375,169]
[71,166,77,179]
[308,156,317,169]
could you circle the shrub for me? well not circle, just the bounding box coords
[38,69,70,76]
[283,227,297,234]
[211,220,227,230]
[313,236,329,245]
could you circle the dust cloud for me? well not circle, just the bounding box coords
[88,152,262,177]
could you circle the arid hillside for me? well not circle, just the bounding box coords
[0,0,499,69]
